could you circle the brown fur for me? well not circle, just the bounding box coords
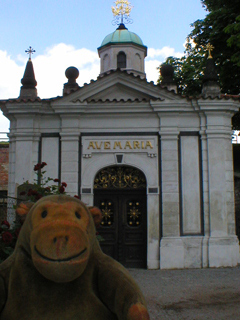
[0,195,150,320]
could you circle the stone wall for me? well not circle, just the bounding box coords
[234,178,240,240]
[0,143,9,192]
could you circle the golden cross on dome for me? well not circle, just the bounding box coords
[25,46,36,60]
[206,43,214,59]
[112,0,133,24]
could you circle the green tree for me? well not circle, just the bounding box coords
[157,39,206,96]
[158,0,240,96]
[225,15,240,67]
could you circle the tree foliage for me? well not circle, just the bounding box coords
[157,39,207,96]
[158,0,240,96]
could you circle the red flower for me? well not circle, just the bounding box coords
[34,163,42,171]
[59,186,65,194]
[1,220,10,229]
[45,187,51,192]
[2,231,13,244]
[41,162,47,168]
[61,182,67,188]
[27,189,33,196]
[35,194,43,200]
[54,179,59,183]
[74,195,80,199]
[34,162,47,171]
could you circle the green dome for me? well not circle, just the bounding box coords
[100,24,145,48]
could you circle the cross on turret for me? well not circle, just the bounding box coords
[206,43,214,59]
[112,0,133,25]
[25,46,36,60]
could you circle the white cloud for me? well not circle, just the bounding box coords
[145,59,162,83]
[0,43,184,135]
[147,47,183,60]
[145,47,183,83]
[31,44,100,98]
[0,51,24,99]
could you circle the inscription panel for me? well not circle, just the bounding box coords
[82,136,158,158]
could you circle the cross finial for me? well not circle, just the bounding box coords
[206,43,214,59]
[25,46,36,60]
[112,0,133,25]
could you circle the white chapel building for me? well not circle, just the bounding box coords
[1,20,240,269]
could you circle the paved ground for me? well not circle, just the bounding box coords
[129,266,240,320]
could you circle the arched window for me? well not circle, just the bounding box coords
[117,51,127,69]
[103,54,110,71]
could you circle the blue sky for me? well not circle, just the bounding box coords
[0,0,207,133]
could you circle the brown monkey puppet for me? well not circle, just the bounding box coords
[0,195,150,320]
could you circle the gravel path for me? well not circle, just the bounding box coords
[129,266,240,320]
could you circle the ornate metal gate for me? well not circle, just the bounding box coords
[94,166,147,268]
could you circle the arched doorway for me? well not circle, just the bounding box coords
[94,165,147,268]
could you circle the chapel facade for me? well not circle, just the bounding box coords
[1,19,240,269]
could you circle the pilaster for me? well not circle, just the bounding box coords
[60,133,80,196]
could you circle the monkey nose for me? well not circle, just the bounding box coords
[53,236,69,244]
[53,236,69,257]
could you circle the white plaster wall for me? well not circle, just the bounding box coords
[205,112,239,267]
[180,135,201,234]
[41,137,59,182]
[61,134,79,196]
[161,134,180,237]
[99,44,146,75]
[7,136,16,197]
[207,137,228,236]
[79,115,159,132]
[15,137,39,185]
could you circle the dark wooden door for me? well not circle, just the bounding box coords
[94,190,147,268]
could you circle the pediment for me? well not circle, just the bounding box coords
[53,70,183,106]
[84,83,157,102]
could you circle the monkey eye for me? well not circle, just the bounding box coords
[75,211,81,219]
[41,210,48,218]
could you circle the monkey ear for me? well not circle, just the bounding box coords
[16,202,34,222]
[88,207,102,227]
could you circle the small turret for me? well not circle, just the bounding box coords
[63,67,80,95]
[160,64,177,93]
[202,43,221,98]
[19,47,38,99]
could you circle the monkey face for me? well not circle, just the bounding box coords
[30,199,93,283]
